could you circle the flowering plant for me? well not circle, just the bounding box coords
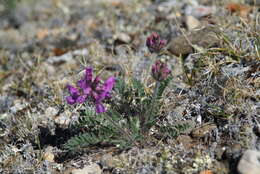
[66,67,115,113]
[64,33,176,150]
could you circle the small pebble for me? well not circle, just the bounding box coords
[114,32,131,43]
[54,114,70,126]
[185,5,215,18]
[43,146,55,162]
[237,150,260,174]
[71,163,102,174]
[185,15,201,30]
[45,107,59,118]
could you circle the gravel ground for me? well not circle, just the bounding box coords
[0,0,259,174]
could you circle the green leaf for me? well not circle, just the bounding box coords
[159,122,191,138]
[131,78,146,97]
[114,77,126,95]
[157,76,172,99]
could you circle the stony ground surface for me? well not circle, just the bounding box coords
[0,0,259,174]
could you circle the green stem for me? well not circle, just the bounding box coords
[105,111,138,146]
[153,81,161,99]
[141,81,161,135]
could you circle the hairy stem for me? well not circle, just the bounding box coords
[105,111,139,146]
[141,81,160,135]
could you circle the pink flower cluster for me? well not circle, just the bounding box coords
[146,32,167,53]
[66,67,115,113]
[151,60,171,81]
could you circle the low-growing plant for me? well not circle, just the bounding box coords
[64,33,175,150]
[0,0,18,11]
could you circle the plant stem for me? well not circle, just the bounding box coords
[153,81,160,99]
[141,81,161,135]
[105,111,139,146]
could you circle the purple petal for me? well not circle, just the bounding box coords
[95,103,106,113]
[103,92,111,98]
[91,91,99,100]
[95,76,116,102]
[67,85,79,96]
[92,91,105,104]
[103,76,115,92]
[66,96,76,105]
[94,76,101,84]
[77,79,85,88]
[83,87,91,95]
[95,92,106,102]
[76,95,87,104]
[146,33,166,53]
[151,60,171,81]
[85,67,93,82]
[160,39,167,46]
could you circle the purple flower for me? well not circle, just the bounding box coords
[146,32,167,53]
[66,67,116,113]
[96,77,116,101]
[95,102,106,113]
[66,85,87,104]
[151,60,171,81]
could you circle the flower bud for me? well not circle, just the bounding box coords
[151,60,171,81]
[146,32,167,53]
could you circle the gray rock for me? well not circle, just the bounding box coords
[237,150,260,174]
[157,0,183,13]
[185,5,216,18]
[185,15,201,31]
[54,114,71,126]
[47,49,88,65]
[71,163,102,174]
[167,26,221,57]
[114,32,131,43]
[44,107,59,118]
